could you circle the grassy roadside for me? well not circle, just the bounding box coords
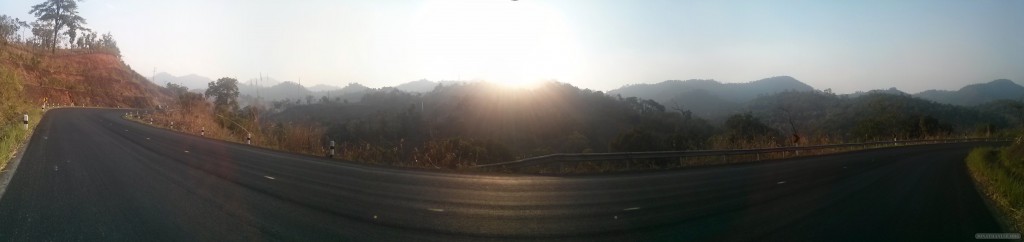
[966,144,1024,233]
[0,107,44,171]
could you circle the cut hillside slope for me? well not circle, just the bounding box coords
[0,44,170,108]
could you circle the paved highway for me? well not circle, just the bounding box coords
[0,108,1008,241]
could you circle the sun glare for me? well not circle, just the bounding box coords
[411,0,580,88]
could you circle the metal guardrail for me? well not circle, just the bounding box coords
[472,138,1011,171]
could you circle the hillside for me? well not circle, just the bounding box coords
[0,44,169,108]
[914,79,1024,106]
[151,72,213,91]
[267,81,717,160]
[608,76,814,121]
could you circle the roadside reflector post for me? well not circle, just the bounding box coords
[23,114,29,130]
[247,133,252,145]
[170,121,174,129]
[329,140,335,158]
[201,127,205,137]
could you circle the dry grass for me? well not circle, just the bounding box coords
[966,145,1024,233]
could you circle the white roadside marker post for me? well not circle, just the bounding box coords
[201,127,205,137]
[23,114,29,130]
[329,140,336,158]
[247,133,252,145]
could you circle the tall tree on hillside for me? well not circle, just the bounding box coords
[205,77,240,113]
[29,0,87,52]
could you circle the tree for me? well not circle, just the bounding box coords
[610,128,657,152]
[29,0,87,52]
[205,77,239,113]
[30,21,54,49]
[98,32,118,55]
[166,83,188,97]
[0,15,30,44]
[724,112,779,143]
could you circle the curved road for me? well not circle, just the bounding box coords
[0,108,1009,241]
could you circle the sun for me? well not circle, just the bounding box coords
[411,0,580,88]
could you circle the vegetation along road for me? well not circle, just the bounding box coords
[0,108,1009,241]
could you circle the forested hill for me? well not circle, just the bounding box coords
[607,76,814,122]
[260,80,1023,166]
[608,76,814,104]
[914,79,1024,106]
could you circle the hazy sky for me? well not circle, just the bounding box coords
[2,0,1022,93]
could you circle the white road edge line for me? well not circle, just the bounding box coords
[264,176,276,180]
[427,208,445,212]
[623,207,640,211]
[777,181,786,184]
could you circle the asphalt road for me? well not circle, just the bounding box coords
[0,108,1009,241]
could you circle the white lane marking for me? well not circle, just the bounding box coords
[53,165,58,171]
[623,207,641,211]
[777,181,786,184]
[43,136,47,140]
[373,215,378,219]
[427,208,445,212]
[843,166,848,169]
[184,150,190,153]
[613,215,618,220]
[264,176,276,180]
[146,138,150,140]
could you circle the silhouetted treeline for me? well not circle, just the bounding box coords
[254,81,1023,166]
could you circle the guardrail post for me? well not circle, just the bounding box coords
[23,114,29,130]
[329,140,335,158]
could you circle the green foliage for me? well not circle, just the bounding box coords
[29,21,53,50]
[610,128,657,152]
[29,0,87,51]
[0,66,25,124]
[0,15,30,44]
[747,91,1008,142]
[966,145,1024,232]
[205,77,240,114]
[412,138,513,168]
[166,82,188,96]
[0,68,38,166]
[724,112,779,143]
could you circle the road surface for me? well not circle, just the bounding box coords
[0,108,1009,241]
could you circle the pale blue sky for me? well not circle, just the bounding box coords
[2,0,1022,93]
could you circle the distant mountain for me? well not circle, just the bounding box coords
[395,79,437,93]
[309,84,341,92]
[609,76,814,103]
[245,81,313,102]
[847,87,908,98]
[393,79,468,93]
[151,72,213,90]
[337,83,370,94]
[245,77,282,87]
[607,76,815,121]
[914,79,1024,106]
